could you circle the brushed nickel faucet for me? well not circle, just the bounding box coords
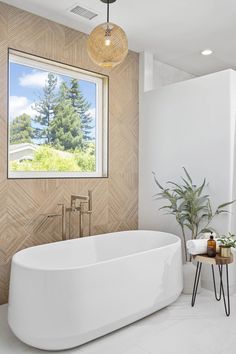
[36,190,93,240]
[70,190,92,237]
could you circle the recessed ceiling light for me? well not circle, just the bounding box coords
[201,49,213,56]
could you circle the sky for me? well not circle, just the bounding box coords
[9,62,96,140]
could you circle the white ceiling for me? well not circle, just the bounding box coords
[2,0,236,76]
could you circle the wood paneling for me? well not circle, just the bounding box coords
[0,2,139,304]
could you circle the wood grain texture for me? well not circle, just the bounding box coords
[194,254,234,265]
[0,2,139,304]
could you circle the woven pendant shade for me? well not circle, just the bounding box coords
[87,22,128,68]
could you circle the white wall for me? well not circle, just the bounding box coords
[153,60,194,89]
[139,69,236,292]
[230,72,236,233]
[139,52,194,93]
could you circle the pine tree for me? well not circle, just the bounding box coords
[33,73,57,144]
[49,82,83,150]
[10,114,34,144]
[69,79,94,142]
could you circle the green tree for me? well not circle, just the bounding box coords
[33,73,57,144]
[49,82,83,150]
[10,114,34,144]
[69,79,94,142]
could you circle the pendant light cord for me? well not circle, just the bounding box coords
[107,1,110,23]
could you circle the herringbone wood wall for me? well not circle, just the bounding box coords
[0,2,139,304]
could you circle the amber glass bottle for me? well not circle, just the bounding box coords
[207,234,216,257]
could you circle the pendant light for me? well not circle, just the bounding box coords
[87,0,128,68]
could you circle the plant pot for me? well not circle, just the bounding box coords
[182,261,201,295]
[220,246,231,258]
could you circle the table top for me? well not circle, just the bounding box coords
[193,253,234,265]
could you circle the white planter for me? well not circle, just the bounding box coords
[182,261,201,295]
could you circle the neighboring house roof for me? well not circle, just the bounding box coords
[9,143,74,162]
[9,143,39,161]
[9,143,39,153]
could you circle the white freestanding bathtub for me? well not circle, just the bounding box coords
[8,230,183,351]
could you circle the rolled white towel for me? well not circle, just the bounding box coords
[187,239,207,255]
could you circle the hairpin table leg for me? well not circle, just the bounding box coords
[218,264,230,317]
[212,265,222,301]
[191,262,202,307]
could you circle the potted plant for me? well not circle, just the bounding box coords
[153,168,234,293]
[218,233,236,258]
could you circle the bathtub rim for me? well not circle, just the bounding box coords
[11,230,181,272]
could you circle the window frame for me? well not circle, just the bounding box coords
[7,48,109,179]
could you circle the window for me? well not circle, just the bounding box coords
[8,49,108,179]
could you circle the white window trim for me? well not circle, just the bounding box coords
[8,49,108,179]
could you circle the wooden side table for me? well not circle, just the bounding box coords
[191,254,234,316]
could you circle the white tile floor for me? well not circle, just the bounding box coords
[1,290,236,354]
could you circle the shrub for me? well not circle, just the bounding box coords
[10,145,96,172]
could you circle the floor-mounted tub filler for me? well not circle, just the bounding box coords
[8,230,183,351]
